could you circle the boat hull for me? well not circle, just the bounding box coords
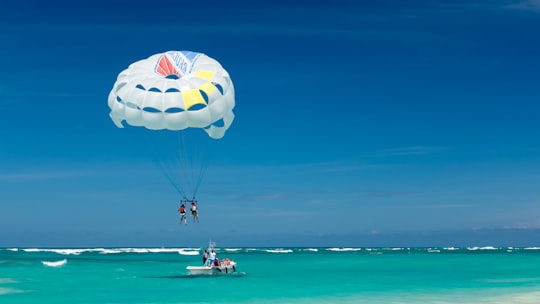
[186,263,237,275]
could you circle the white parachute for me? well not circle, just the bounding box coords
[108,51,235,139]
[108,51,235,200]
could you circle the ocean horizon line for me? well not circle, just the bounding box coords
[3,246,540,255]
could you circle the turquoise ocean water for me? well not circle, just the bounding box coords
[2,247,540,303]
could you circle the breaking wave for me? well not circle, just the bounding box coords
[42,259,67,267]
[178,249,199,255]
[327,248,362,252]
[264,249,293,254]
[3,246,540,257]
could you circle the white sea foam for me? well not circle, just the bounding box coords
[178,249,199,255]
[112,247,201,254]
[443,247,460,251]
[21,247,206,255]
[467,246,499,251]
[99,249,123,254]
[121,248,152,253]
[52,249,85,255]
[22,248,41,253]
[125,248,155,253]
[24,248,98,255]
[265,249,293,253]
[17,246,537,256]
[326,248,361,252]
[42,259,67,267]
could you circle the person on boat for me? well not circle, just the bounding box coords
[202,249,208,265]
[190,201,199,222]
[209,250,216,267]
[178,203,187,225]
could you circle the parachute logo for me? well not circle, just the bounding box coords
[155,54,180,79]
[155,51,201,79]
[108,51,235,139]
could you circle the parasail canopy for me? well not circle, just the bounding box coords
[108,50,235,139]
[108,51,235,200]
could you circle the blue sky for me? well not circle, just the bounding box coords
[1,0,539,247]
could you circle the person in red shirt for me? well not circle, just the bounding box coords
[178,203,187,225]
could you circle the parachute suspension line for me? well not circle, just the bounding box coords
[175,130,208,202]
[188,130,209,202]
[143,131,188,201]
[177,130,193,200]
[155,157,188,200]
[184,131,195,198]
[193,152,208,198]
[192,155,209,201]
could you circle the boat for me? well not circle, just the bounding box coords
[186,242,238,275]
[186,260,237,275]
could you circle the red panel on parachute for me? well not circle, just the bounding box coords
[155,54,180,78]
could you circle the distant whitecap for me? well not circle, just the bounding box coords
[326,248,361,252]
[42,259,67,267]
[99,249,123,254]
[178,249,200,256]
[443,247,459,251]
[265,249,293,253]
